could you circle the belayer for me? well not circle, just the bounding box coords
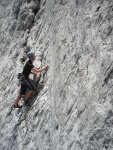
[14,51,48,108]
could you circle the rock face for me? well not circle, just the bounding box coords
[0,0,113,149]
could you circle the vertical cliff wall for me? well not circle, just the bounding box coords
[0,0,113,149]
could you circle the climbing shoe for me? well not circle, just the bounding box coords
[24,100,30,106]
[14,104,22,108]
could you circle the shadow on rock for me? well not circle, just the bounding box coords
[29,82,44,107]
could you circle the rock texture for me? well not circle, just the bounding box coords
[0,0,113,149]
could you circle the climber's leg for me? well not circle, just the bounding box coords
[24,78,34,106]
[14,94,22,108]
[14,83,26,108]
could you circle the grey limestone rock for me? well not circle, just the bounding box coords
[0,0,113,150]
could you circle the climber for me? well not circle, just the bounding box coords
[14,51,48,108]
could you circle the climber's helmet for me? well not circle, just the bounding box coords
[27,51,35,58]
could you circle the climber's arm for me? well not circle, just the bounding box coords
[30,71,36,75]
[32,65,48,74]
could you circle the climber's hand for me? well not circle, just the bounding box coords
[43,65,48,70]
